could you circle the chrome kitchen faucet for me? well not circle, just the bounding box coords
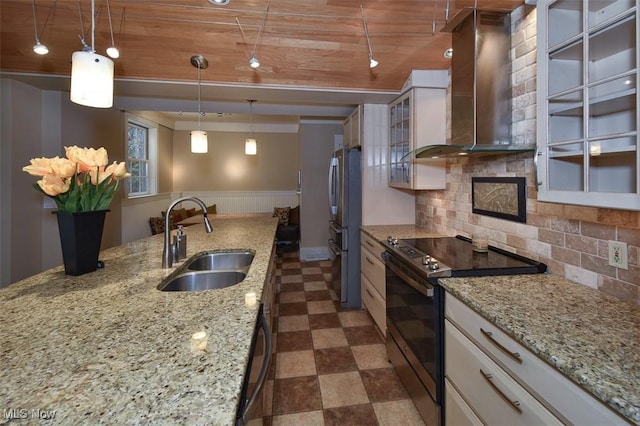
[162,196,213,268]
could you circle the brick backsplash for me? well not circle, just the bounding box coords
[415,5,640,304]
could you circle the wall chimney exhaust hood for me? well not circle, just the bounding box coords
[413,7,536,159]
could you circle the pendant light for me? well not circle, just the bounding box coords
[245,100,257,155]
[70,0,114,108]
[190,55,209,154]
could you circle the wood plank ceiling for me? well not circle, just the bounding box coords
[1,0,525,95]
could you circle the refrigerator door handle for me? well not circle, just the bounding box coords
[328,157,339,216]
[328,240,341,256]
[329,221,342,234]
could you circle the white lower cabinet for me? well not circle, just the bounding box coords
[360,231,386,336]
[446,321,562,425]
[361,274,385,335]
[445,292,626,425]
[445,378,483,426]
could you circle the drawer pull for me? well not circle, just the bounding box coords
[366,256,375,265]
[480,328,522,364]
[480,369,522,414]
[366,288,375,298]
[366,240,374,247]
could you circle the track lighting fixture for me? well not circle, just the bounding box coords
[190,55,209,154]
[31,0,49,55]
[360,6,378,69]
[249,55,260,69]
[70,0,114,108]
[249,4,269,69]
[245,100,257,155]
[105,0,120,59]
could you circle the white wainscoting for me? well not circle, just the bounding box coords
[180,191,299,214]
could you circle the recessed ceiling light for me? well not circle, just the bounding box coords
[209,0,230,5]
[444,48,453,59]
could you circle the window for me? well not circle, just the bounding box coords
[126,115,158,197]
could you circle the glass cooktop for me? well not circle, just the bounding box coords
[389,236,547,277]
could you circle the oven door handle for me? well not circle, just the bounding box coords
[240,311,272,425]
[384,254,434,298]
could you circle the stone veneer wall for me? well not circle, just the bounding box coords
[415,5,639,304]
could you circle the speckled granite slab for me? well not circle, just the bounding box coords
[441,274,640,424]
[0,214,278,425]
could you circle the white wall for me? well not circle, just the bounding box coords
[121,194,174,243]
[299,121,342,260]
[1,79,15,286]
[1,79,45,286]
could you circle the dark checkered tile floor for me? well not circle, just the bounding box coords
[262,250,426,425]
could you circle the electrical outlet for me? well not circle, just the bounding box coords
[608,240,628,270]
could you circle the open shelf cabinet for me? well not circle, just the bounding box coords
[537,0,640,210]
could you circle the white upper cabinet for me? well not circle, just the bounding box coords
[388,87,446,190]
[343,106,361,148]
[536,0,639,210]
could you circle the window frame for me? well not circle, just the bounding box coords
[125,113,158,198]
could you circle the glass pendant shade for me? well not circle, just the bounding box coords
[70,51,114,108]
[245,138,257,155]
[191,130,208,153]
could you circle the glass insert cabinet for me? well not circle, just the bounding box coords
[388,88,446,190]
[536,0,639,210]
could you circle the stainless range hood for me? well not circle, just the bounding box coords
[414,8,536,159]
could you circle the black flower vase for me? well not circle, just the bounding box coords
[53,210,109,276]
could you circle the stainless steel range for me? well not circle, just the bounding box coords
[382,235,546,425]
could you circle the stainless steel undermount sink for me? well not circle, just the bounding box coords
[158,249,255,292]
[158,270,248,291]
[185,251,254,271]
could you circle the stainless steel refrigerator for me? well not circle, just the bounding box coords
[328,147,362,308]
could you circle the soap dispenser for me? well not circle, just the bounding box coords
[174,225,187,260]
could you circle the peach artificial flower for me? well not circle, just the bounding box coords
[65,146,109,173]
[106,161,131,180]
[37,175,70,197]
[49,156,77,178]
[23,156,75,178]
[88,166,111,186]
[24,146,129,212]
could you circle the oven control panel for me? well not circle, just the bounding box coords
[385,236,453,278]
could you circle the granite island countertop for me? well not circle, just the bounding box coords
[441,274,640,424]
[0,214,278,425]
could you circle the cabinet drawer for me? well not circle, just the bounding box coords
[360,245,385,297]
[361,274,386,336]
[445,293,624,425]
[446,320,563,426]
[445,378,483,426]
[361,232,385,258]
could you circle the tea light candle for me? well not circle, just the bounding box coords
[245,292,257,306]
[472,234,489,253]
[191,331,208,352]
